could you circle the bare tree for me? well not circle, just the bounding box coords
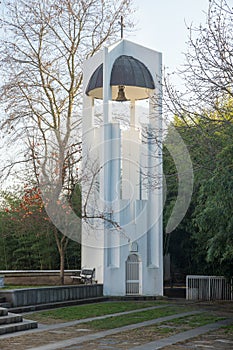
[164,0,233,127]
[0,0,134,283]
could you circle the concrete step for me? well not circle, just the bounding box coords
[0,319,38,335]
[0,313,23,325]
[0,307,8,316]
[0,307,38,335]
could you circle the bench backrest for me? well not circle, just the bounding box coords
[80,268,95,279]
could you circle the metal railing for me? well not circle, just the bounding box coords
[186,275,233,301]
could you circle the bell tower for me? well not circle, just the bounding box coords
[82,39,163,296]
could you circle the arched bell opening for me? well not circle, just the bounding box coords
[89,98,151,130]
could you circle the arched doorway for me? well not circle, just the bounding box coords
[125,254,141,295]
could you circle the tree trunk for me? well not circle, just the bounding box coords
[60,247,65,285]
[53,227,69,285]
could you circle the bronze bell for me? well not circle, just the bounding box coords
[116,85,128,102]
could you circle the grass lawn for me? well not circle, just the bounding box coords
[82,306,197,330]
[29,301,169,324]
[22,301,230,349]
[27,301,228,343]
[28,301,227,334]
[100,313,226,343]
[221,323,233,334]
[28,301,201,329]
[164,313,225,328]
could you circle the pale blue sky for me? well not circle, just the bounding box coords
[132,0,210,72]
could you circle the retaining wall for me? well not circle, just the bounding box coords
[0,284,103,307]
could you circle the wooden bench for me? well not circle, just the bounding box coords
[71,268,96,284]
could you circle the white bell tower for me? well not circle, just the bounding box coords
[82,39,163,296]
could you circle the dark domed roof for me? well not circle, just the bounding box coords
[85,55,155,99]
[111,55,155,89]
[85,63,103,94]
